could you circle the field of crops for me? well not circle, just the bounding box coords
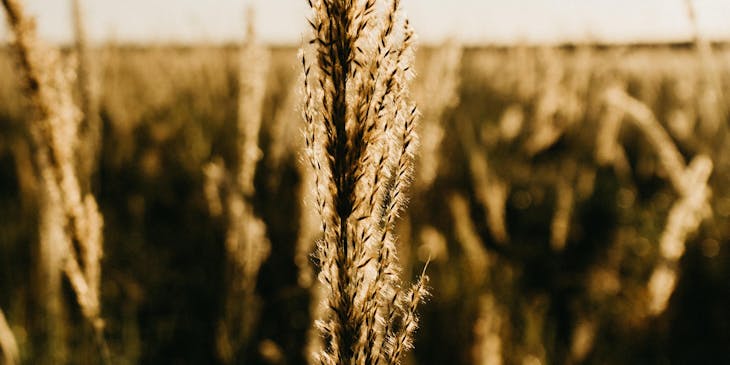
[0,1,729,364]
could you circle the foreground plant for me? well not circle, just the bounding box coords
[301,0,427,363]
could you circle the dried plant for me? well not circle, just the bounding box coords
[568,317,597,364]
[301,0,427,363]
[0,310,19,365]
[595,87,631,178]
[71,0,102,191]
[268,81,303,185]
[550,168,575,251]
[472,294,503,365]
[604,86,713,315]
[449,194,490,282]
[465,146,510,246]
[414,40,462,190]
[683,0,727,136]
[204,7,272,363]
[522,48,585,156]
[450,45,727,362]
[235,8,270,199]
[1,0,109,362]
[448,193,506,365]
[297,160,323,289]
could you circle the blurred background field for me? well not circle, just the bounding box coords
[1,1,730,363]
[0,43,729,364]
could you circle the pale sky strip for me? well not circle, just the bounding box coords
[2,0,730,45]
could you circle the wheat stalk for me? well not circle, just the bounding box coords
[301,0,427,363]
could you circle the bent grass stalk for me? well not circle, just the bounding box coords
[604,86,713,315]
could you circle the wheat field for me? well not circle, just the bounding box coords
[0,0,729,364]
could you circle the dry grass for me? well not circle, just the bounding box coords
[302,0,427,363]
[1,0,109,362]
[0,309,19,365]
[203,7,272,363]
[71,0,102,192]
[0,3,729,364]
[414,40,462,190]
[604,86,713,315]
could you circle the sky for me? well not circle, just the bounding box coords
[1,0,730,45]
